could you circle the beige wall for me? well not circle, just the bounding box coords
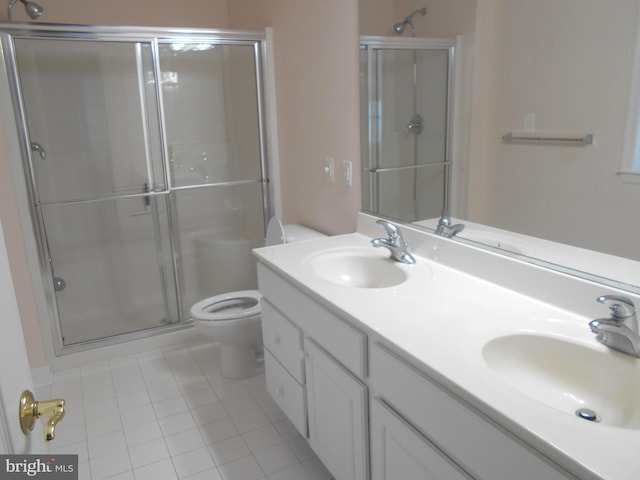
[268,0,360,234]
[2,0,229,26]
[0,0,360,368]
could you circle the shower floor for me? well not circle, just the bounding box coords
[38,339,334,480]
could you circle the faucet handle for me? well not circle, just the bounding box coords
[376,219,400,240]
[597,295,636,319]
[438,210,452,227]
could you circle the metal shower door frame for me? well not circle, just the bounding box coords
[0,24,272,355]
[360,35,456,220]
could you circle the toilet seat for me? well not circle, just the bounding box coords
[190,290,262,322]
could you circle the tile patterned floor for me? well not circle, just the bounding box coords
[37,340,334,480]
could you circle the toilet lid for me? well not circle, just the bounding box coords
[190,290,262,321]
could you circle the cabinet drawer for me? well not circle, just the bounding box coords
[258,264,367,378]
[262,299,304,383]
[265,350,307,437]
[370,342,576,480]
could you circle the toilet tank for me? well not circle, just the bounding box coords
[194,231,257,297]
[265,217,327,246]
[194,219,325,298]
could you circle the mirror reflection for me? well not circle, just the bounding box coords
[359,0,640,291]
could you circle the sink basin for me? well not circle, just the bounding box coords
[306,248,409,288]
[482,333,640,429]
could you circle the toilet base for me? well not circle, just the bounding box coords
[219,343,264,379]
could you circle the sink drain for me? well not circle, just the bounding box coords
[575,408,599,422]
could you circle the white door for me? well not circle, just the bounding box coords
[0,216,39,454]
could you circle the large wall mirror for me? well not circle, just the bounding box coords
[359,0,640,293]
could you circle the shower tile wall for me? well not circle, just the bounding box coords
[40,339,333,480]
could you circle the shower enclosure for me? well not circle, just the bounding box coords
[360,36,455,222]
[0,25,270,354]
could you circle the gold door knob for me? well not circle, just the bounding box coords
[19,390,65,442]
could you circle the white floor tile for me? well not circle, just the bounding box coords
[114,376,148,397]
[54,421,87,447]
[89,449,131,480]
[148,382,182,401]
[208,435,251,466]
[117,390,152,410]
[134,458,178,480]
[253,443,299,475]
[190,402,228,425]
[272,419,300,443]
[153,395,189,419]
[124,420,163,447]
[164,427,205,456]
[158,411,197,437]
[129,437,170,469]
[86,412,122,439]
[221,395,260,417]
[171,446,216,479]
[105,471,135,480]
[87,430,126,459]
[241,425,283,454]
[182,467,223,480]
[229,407,270,434]
[48,342,335,480]
[214,382,250,402]
[199,418,239,445]
[266,464,313,480]
[120,404,158,429]
[218,455,264,480]
[86,397,119,421]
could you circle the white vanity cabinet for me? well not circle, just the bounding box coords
[369,342,578,480]
[258,264,369,480]
[370,398,471,480]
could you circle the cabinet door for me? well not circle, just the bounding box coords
[305,338,368,480]
[371,399,472,480]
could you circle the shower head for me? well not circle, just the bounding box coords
[393,7,427,36]
[7,0,44,21]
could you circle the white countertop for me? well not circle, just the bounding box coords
[254,221,640,480]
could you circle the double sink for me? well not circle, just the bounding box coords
[303,244,640,432]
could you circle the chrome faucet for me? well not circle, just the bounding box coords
[371,219,416,265]
[589,295,640,357]
[435,210,465,238]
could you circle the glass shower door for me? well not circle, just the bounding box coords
[157,42,268,319]
[13,38,178,346]
[361,41,453,223]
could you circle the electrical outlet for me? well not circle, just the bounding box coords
[324,157,335,183]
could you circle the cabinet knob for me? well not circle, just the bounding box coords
[276,386,284,396]
[273,335,281,345]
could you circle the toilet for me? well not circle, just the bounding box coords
[190,218,326,379]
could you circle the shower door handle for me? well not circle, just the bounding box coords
[143,183,151,209]
[30,142,47,160]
